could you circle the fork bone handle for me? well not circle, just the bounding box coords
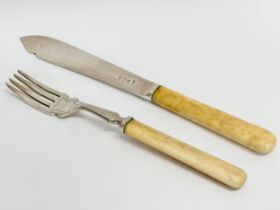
[124,119,247,189]
[151,86,277,154]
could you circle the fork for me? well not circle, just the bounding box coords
[6,70,247,189]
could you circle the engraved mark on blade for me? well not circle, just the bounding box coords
[118,75,136,85]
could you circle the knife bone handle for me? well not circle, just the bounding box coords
[152,86,276,154]
[124,119,247,189]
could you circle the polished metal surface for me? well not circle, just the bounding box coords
[6,70,131,130]
[21,35,159,100]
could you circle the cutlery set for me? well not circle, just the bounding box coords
[7,35,276,189]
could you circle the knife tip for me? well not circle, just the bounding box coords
[20,35,46,54]
[20,35,35,54]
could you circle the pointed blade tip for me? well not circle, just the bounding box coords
[20,35,36,44]
[20,35,35,54]
[20,35,47,54]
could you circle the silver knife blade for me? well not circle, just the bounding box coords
[21,35,159,100]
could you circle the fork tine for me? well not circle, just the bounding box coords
[9,78,52,107]
[14,73,57,102]
[17,70,61,97]
[6,82,50,113]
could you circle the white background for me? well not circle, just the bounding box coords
[0,0,279,209]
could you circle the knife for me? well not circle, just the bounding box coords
[20,35,277,154]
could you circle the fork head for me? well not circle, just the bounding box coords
[6,70,81,118]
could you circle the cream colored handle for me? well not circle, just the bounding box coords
[124,119,247,189]
[152,86,276,154]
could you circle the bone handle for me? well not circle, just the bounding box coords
[124,119,247,189]
[152,86,276,154]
